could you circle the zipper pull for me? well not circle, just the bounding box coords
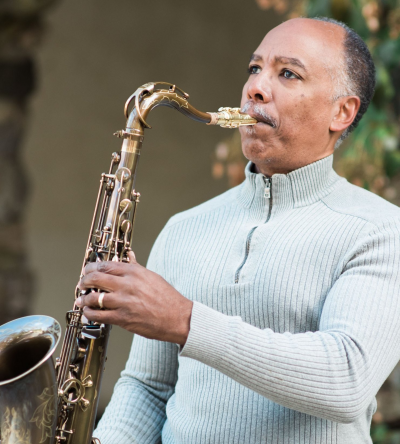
[263,177,271,199]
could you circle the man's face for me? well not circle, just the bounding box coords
[240,18,346,175]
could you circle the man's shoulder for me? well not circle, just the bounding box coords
[323,178,400,226]
[164,185,240,230]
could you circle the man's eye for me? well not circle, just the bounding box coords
[282,69,298,79]
[248,65,261,74]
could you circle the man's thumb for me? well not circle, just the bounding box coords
[127,250,137,264]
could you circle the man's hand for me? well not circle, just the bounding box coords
[76,252,193,347]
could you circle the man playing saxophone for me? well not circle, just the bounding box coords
[77,17,400,444]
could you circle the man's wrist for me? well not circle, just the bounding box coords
[176,299,193,347]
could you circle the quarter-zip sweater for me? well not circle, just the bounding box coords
[95,155,400,444]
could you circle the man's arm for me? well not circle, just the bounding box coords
[180,218,400,423]
[93,336,178,444]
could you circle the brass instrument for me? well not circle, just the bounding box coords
[0,316,61,444]
[0,82,257,444]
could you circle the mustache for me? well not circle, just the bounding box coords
[241,102,278,128]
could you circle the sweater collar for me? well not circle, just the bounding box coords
[237,154,343,210]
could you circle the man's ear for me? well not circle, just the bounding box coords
[330,96,361,133]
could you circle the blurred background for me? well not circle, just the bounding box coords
[0,0,399,442]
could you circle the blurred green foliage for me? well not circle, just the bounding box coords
[371,424,400,444]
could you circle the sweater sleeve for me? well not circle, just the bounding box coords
[180,218,400,424]
[93,227,179,444]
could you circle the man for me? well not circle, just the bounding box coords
[77,17,400,444]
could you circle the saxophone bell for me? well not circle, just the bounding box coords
[0,316,61,444]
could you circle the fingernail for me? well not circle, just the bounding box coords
[76,297,82,307]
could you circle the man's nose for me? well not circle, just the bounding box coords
[246,74,272,103]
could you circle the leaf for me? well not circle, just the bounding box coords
[376,39,400,68]
[384,150,400,177]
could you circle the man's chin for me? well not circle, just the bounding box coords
[240,123,283,165]
[241,139,276,163]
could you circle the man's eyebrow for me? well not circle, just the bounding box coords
[274,55,307,72]
[249,53,263,63]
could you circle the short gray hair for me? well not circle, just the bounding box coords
[312,17,376,148]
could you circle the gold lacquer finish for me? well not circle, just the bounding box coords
[0,82,257,444]
[0,316,61,444]
[208,107,258,128]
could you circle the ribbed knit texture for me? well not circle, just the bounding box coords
[94,155,400,444]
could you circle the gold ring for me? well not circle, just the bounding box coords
[98,292,105,309]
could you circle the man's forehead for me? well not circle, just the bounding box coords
[254,18,344,68]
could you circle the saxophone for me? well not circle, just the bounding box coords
[0,82,257,444]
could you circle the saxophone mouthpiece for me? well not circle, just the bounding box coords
[207,107,258,128]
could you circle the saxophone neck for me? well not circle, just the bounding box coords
[117,82,257,140]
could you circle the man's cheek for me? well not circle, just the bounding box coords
[240,82,251,107]
[291,97,321,126]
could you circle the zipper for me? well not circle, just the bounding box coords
[263,176,273,223]
[234,176,273,284]
[234,227,256,284]
[264,176,271,199]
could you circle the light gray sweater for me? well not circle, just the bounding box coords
[94,155,400,444]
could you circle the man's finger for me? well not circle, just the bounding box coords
[127,250,137,264]
[82,306,119,325]
[83,260,133,277]
[76,291,120,310]
[78,272,121,293]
